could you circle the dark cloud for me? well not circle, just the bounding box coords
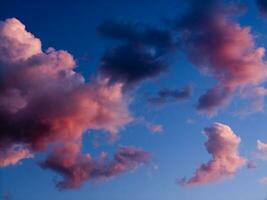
[98,20,174,54]
[146,85,192,105]
[256,0,267,15]
[196,86,234,113]
[98,20,175,87]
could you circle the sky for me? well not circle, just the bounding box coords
[2,0,267,199]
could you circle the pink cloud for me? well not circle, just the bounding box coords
[0,17,133,175]
[148,124,163,133]
[0,144,33,167]
[175,0,267,114]
[41,144,150,189]
[180,123,246,186]
[0,18,42,62]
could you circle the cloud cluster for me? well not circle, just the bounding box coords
[174,0,267,114]
[0,18,150,187]
[180,123,246,186]
[98,20,175,87]
[146,85,192,105]
[41,144,150,189]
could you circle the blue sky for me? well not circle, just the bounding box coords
[1,0,267,200]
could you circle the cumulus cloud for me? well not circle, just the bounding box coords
[0,18,150,188]
[174,0,267,114]
[146,85,192,105]
[180,123,246,186]
[98,20,175,87]
[41,144,150,189]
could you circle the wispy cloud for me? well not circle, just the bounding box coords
[146,85,192,105]
[41,144,150,189]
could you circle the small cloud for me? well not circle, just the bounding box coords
[259,176,267,185]
[246,161,257,170]
[146,85,193,106]
[147,124,164,133]
[134,117,164,134]
[253,140,267,161]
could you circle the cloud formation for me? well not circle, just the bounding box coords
[147,123,163,133]
[41,144,150,189]
[146,85,192,105]
[98,20,175,87]
[180,123,246,186]
[0,18,150,188]
[174,0,267,114]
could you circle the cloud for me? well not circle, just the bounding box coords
[0,18,138,184]
[256,0,267,16]
[147,123,163,133]
[254,140,267,160]
[0,144,33,167]
[180,123,246,186]
[146,85,192,105]
[258,176,267,184]
[134,117,164,134]
[174,0,267,114]
[99,44,167,87]
[98,20,175,87]
[246,160,257,169]
[41,144,150,189]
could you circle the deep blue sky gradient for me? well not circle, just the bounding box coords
[1,0,267,200]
